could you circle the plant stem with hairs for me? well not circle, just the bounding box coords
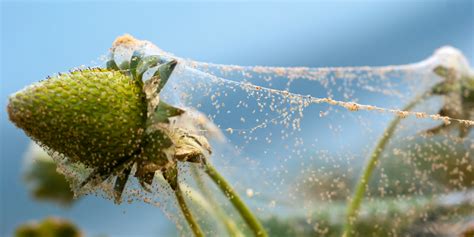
[343,92,429,237]
[175,183,205,237]
[191,166,245,237]
[205,163,268,237]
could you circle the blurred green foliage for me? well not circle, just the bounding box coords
[263,194,473,236]
[24,144,75,206]
[15,217,82,237]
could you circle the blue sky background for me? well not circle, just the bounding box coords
[1,1,473,236]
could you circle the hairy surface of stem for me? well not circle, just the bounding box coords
[175,184,205,237]
[191,166,244,237]
[205,163,268,237]
[343,92,428,237]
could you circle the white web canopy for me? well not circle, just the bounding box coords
[53,35,473,236]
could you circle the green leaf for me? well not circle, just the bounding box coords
[119,61,130,71]
[153,59,178,93]
[79,153,136,188]
[106,59,120,71]
[152,101,185,123]
[462,85,474,103]
[113,166,131,204]
[462,75,474,91]
[432,80,461,95]
[431,81,451,94]
[433,65,450,78]
[138,174,154,192]
[162,163,178,190]
[146,129,173,149]
[129,51,143,80]
[137,56,159,81]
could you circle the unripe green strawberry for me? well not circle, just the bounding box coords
[8,68,147,169]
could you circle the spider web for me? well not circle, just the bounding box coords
[53,36,473,236]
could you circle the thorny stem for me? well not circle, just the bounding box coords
[343,92,429,237]
[174,183,205,237]
[205,163,268,237]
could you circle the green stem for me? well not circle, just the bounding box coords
[205,163,268,237]
[343,92,429,237]
[191,166,244,237]
[175,183,205,237]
